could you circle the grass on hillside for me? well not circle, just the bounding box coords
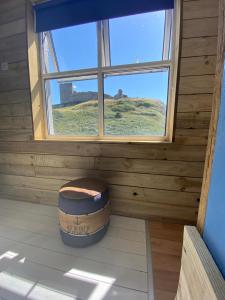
[52,98,166,136]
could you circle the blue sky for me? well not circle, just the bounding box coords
[48,11,168,104]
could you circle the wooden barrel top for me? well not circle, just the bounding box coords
[59,178,107,200]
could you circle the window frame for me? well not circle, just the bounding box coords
[28,0,180,143]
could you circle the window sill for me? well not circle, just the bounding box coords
[34,135,173,144]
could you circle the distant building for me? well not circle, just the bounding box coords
[59,82,125,105]
[59,82,73,104]
[113,89,128,100]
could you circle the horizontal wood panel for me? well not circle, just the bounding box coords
[176,112,211,129]
[0,89,30,104]
[175,129,209,146]
[0,164,35,177]
[0,0,25,25]
[0,0,25,14]
[0,163,202,193]
[0,116,32,129]
[109,185,199,208]
[0,175,200,208]
[178,75,215,94]
[94,157,204,177]
[181,37,217,57]
[180,56,216,76]
[0,18,25,39]
[0,129,32,141]
[0,153,203,190]
[0,46,27,64]
[0,33,27,63]
[175,136,208,146]
[0,32,26,52]
[34,166,202,192]
[0,184,57,205]
[183,0,219,20]
[0,141,207,161]
[0,184,198,221]
[0,102,31,117]
[0,61,29,91]
[0,152,204,177]
[183,18,218,38]
[177,94,212,112]
[0,174,64,192]
[0,174,199,207]
[175,129,209,137]
[111,199,198,222]
[42,154,197,176]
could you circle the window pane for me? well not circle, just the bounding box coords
[109,11,165,66]
[43,22,97,73]
[104,71,168,136]
[45,77,98,136]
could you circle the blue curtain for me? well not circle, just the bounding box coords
[34,0,174,32]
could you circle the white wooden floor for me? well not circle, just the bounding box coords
[0,199,153,300]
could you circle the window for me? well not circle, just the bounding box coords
[36,3,180,142]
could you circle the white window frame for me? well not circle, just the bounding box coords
[39,0,180,143]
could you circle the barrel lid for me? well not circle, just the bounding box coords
[59,178,107,200]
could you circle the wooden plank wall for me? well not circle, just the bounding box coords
[0,0,219,222]
[176,226,225,300]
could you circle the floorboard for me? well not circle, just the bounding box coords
[149,221,184,300]
[0,198,152,300]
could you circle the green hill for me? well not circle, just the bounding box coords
[52,98,166,136]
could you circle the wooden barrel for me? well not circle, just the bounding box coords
[58,178,110,247]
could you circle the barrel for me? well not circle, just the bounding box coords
[58,178,110,247]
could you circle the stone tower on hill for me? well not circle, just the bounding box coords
[59,82,125,105]
[113,89,128,100]
[59,82,73,104]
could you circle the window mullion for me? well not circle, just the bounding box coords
[102,20,111,67]
[41,33,54,135]
[97,21,104,137]
[162,10,173,61]
[44,80,55,135]
[98,71,104,137]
